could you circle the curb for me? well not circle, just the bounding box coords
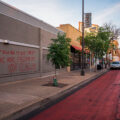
[2,69,109,120]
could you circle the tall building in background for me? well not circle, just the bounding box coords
[78,22,99,33]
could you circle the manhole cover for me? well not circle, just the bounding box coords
[43,83,68,88]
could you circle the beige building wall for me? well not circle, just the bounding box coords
[57,24,82,48]
[78,22,99,33]
[110,40,120,61]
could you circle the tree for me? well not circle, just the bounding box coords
[84,33,104,70]
[101,23,120,65]
[103,23,120,40]
[97,26,111,58]
[47,33,71,85]
[77,26,111,70]
[77,23,120,70]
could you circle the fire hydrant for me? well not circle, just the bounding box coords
[53,77,58,86]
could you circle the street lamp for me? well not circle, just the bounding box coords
[81,0,85,76]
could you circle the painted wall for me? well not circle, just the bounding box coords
[0,2,64,83]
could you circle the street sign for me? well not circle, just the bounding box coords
[85,13,92,28]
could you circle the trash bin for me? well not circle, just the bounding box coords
[97,64,101,70]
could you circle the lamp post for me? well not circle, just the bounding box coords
[81,0,85,75]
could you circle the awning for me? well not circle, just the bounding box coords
[72,45,82,51]
[72,45,90,53]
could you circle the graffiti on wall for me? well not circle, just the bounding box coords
[0,49,37,74]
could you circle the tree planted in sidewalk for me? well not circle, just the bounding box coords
[99,23,120,65]
[78,26,111,70]
[77,23,120,70]
[47,33,71,85]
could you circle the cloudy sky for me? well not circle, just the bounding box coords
[1,0,120,29]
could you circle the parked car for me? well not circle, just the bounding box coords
[110,61,120,69]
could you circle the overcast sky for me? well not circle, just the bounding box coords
[1,0,120,29]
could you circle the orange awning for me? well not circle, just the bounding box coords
[72,45,82,51]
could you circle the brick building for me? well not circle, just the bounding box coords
[57,24,82,70]
[109,40,120,61]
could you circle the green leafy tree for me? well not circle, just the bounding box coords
[85,26,112,70]
[77,26,111,70]
[77,23,120,70]
[47,33,71,80]
[97,26,111,58]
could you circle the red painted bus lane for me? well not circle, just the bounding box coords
[30,70,120,120]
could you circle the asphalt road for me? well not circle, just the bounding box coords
[29,70,120,120]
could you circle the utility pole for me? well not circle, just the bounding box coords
[81,0,85,76]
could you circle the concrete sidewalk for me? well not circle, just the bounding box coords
[0,69,108,120]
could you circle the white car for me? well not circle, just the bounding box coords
[110,61,120,69]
